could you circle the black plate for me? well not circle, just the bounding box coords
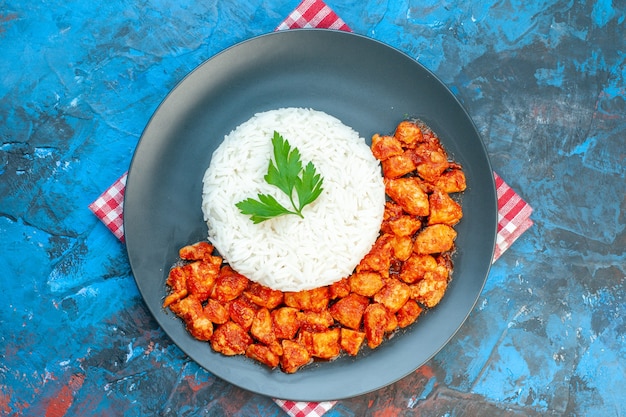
[125,29,497,401]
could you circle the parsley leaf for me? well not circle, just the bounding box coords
[295,161,324,209]
[265,131,302,197]
[236,131,324,223]
[235,194,294,224]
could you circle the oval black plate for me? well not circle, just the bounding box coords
[124,29,497,402]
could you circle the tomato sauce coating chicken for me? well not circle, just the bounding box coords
[164,119,464,373]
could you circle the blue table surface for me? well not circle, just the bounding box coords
[1,0,624,415]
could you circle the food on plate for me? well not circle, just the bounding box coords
[164,115,466,373]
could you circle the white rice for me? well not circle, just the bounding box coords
[202,108,386,292]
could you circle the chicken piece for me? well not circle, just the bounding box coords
[435,263,450,281]
[349,271,384,297]
[428,189,463,226]
[168,295,203,323]
[228,296,258,331]
[356,233,393,278]
[340,328,366,356]
[399,253,439,284]
[246,344,280,369]
[413,224,457,255]
[170,297,221,341]
[312,328,341,360]
[385,310,399,333]
[430,168,466,193]
[165,265,188,294]
[413,141,449,182]
[363,303,391,349]
[387,215,422,237]
[244,282,284,309]
[179,241,215,261]
[330,293,370,330]
[204,298,230,324]
[186,314,214,341]
[284,287,330,312]
[185,257,222,301]
[380,201,404,234]
[211,265,250,302]
[373,278,411,313]
[250,307,278,347]
[329,278,350,299]
[298,329,341,360]
[165,242,219,306]
[382,151,417,179]
[396,299,423,328]
[280,340,311,373]
[163,291,188,310]
[370,133,404,161]
[410,271,449,308]
[394,120,424,148]
[391,235,413,262]
[297,310,334,332]
[211,321,252,356]
[384,200,405,220]
[272,307,301,340]
[163,265,188,308]
[249,308,283,356]
[387,215,422,261]
[384,177,430,217]
[296,331,314,355]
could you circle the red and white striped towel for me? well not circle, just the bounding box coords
[276,0,350,32]
[89,173,127,242]
[89,1,533,416]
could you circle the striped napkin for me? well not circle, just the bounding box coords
[89,1,533,416]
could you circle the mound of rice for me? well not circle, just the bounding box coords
[202,108,386,292]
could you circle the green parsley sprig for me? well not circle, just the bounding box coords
[235,131,324,224]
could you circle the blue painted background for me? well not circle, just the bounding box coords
[1,0,624,415]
